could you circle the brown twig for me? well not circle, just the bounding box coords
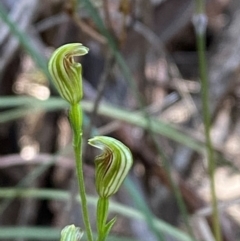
[66,1,106,45]
[0,153,73,169]
[102,0,115,36]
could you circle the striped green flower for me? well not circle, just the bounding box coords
[60,225,83,241]
[48,43,89,105]
[88,136,133,198]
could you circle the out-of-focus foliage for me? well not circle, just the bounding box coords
[0,0,240,241]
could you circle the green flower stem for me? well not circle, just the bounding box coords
[193,1,222,241]
[69,104,93,241]
[96,197,109,241]
[196,33,222,241]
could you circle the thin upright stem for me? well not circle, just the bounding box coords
[193,2,222,240]
[96,197,109,241]
[196,33,222,241]
[70,104,94,241]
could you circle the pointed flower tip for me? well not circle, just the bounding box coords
[88,136,133,198]
[60,224,83,241]
[66,43,89,56]
[48,43,89,105]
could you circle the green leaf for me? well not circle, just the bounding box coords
[104,217,116,240]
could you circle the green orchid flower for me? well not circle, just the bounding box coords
[89,136,133,241]
[88,136,133,198]
[48,43,89,105]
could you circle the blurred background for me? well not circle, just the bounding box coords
[1,0,240,240]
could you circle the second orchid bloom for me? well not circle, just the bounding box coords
[89,136,133,198]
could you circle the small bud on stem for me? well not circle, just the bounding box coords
[60,225,83,241]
